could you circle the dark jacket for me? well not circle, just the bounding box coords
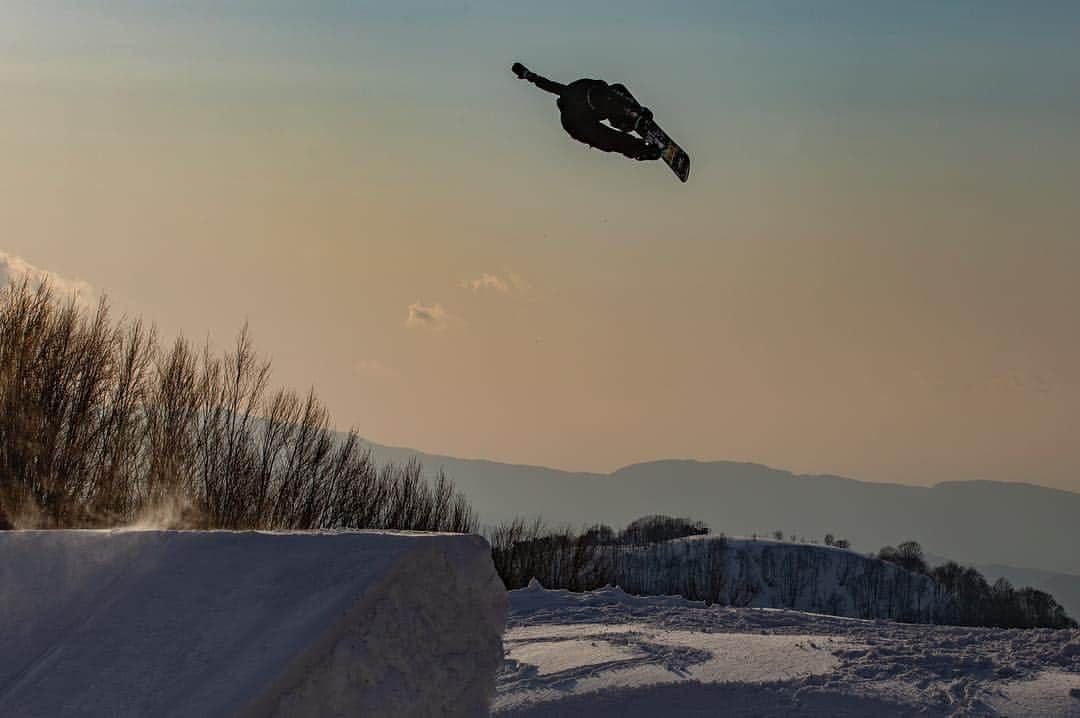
[556,79,658,161]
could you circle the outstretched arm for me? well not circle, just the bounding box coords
[512,62,566,96]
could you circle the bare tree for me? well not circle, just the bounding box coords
[0,280,476,534]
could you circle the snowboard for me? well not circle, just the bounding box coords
[611,92,690,183]
[639,119,690,183]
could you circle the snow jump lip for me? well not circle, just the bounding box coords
[0,530,507,718]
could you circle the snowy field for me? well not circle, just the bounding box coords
[497,581,1080,717]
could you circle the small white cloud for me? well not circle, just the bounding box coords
[0,250,95,308]
[458,273,509,293]
[405,302,454,331]
[355,360,398,378]
[916,366,1055,397]
[505,268,531,293]
[982,368,1053,396]
[458,269,530,295]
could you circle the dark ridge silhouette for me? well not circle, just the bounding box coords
[362,446,1080,577]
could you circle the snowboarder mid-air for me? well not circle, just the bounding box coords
[512,62,690,182]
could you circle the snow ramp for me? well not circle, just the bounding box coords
[0,530,507,717]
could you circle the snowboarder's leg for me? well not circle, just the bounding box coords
[587,84,652,134]
[560,113,661,161]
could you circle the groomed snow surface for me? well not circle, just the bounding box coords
[498,581,1080,717]
[0,530,507,718]
[5,531,1078,717]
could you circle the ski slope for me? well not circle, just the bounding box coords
[0,530,506,717]
[497,581,1080,717]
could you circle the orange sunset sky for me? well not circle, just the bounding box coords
[4,1,1079,490]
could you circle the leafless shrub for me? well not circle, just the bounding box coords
[0,280,476,533]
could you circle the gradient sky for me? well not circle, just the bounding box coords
[4,1,1080,490]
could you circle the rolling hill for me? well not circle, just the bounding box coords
[362,440,1080,580]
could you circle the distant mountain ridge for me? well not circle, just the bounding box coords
[360,440,1080,579]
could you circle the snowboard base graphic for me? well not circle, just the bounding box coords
[640,119,690,183]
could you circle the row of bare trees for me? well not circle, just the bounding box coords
[488,514,1076,628]
[0,280,475,533]
[876,541,1076,629]
[488,516,728,603]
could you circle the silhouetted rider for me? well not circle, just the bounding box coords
[512,62,662,162]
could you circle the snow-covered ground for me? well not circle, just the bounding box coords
[497,581,1080,717]
[6,529,1076,716]
[0,530,506,717]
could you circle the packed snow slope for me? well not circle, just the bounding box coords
[0,530,506,718]
[498,582,1080,717]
